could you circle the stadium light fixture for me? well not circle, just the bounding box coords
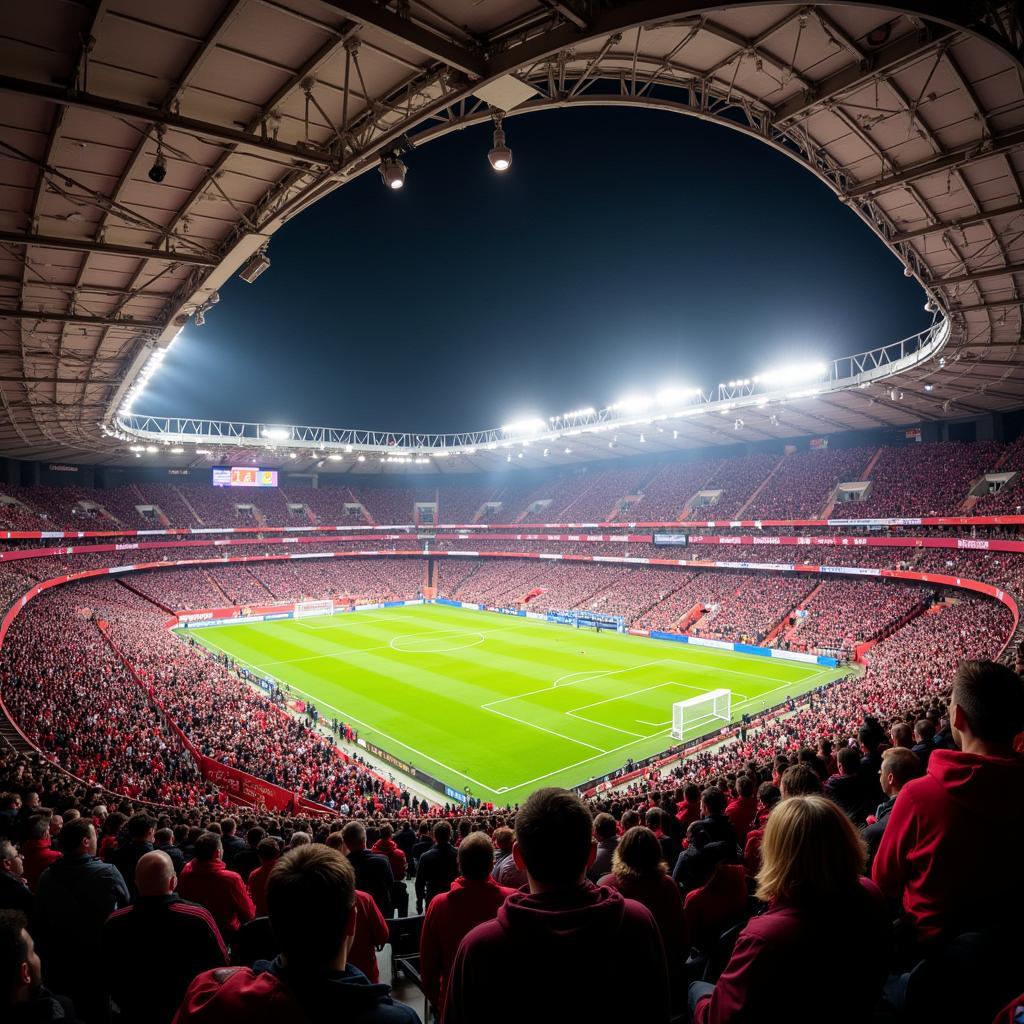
[238,249,271,284]
[357,454,365,462]
[501,417,546,435]
[564,447,572,454]
[262,427,290,440]
[288,452,297,459]
[148,126,167,183]
[753,362,827,386]
[328,454,342,461]
[195,448,212,455]
[193,308,205,326]
[171,446,185,454]
[145,445,158,452]
[379,155,407,190]
[487,110,512,172]
[129,445,144,452]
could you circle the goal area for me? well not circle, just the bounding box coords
[294,599,335,619]
[671,688,731,740]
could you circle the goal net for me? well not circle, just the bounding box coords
[671,688,731,740]
[294,599,334,619]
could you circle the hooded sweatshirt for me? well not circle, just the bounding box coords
[172,958,419,1024]
[872,747,1024,941]
[442,881,669,1024]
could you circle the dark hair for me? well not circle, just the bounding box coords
[780,763,822,797]
[838,746,861,775]
[340,822,365,850]
[247,826,266,848]
[914,718,935,742]
[378,824,393,841]
[736,775,754,798]
[0,909,30,999]
[683,783,701,801]
[756,782,781,808]
[593,812,617,841]
[612,827,666,881]
[514,788,593,886]
[154,828,174,847]
[26,817,49,842]
[127,814,156,841]
[57,818,93,855]
[952,660,1024,745]
[432,821,452,844]
[192,832,222,862]
[457,832,494,881]
[257,837,281,862]
[700,787,726,816]
[221,818,237,837]
[267,845,355,972]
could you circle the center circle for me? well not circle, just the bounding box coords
[389,630,487,654]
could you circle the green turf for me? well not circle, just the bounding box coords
[178,604,844,806]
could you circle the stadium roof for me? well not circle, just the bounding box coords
[2,1,1024,474]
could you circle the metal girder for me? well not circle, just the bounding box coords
[846,127,1024,198]
[0,75,336,168]
[889,200,1024,243]
[0,231,217,267]
[0,375,119,384]
[771,23,956,124]
[317,1,486,78]
[951,297,1024,312]
[540,1,588,30]
[939,259,1024,287]
[0,308,162,329]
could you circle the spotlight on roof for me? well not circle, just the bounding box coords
[193,308,205,326]
[924,299,936,312]
[904,265,914,277]
[889,388,904,401]
[238,249,271,284]
[942,399,953,413]
[379,155,407,190]
[262,427,290,440]
[148,126,167,183]
[488,110,512,172]
[734,418,744,430]
[924,383,934,392]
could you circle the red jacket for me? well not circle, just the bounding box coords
[684,863,748,953]
[420,876,515,1012]
[443,882,669,1024]
[177,858,255,939]
[350,889,389,984]
[246,860,276,918]
[694,878,889,1024]
[725,796,758,844]
[371,838,407,881]
[872,748,1024,941]
[21,837,60,892]
[676,799,701,830]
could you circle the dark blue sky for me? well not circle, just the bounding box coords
[144,107,929,433]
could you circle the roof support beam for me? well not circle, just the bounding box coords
[0,231,218,267]
[889,200,1024,243]
[0,308,162,329]
[317,1,486,78]
[939,260,1024,287]
[771,24,956,124]
[846,127,1024,199]
[0,75,336,167]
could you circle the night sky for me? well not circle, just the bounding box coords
[144,107,929,434]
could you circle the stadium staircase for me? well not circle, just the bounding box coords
[733,456,784,518]
[558,477,602,519]
[205,570,234,605]
[172,486,206,525]
[247,567,277,600]
[861,446,885,479]
[116,578,174,615]
[679,461,726,521]
[0,711,34,754]
[775,582,824,647]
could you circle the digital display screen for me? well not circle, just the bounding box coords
[212,467,279,488]
[653,533,688,546]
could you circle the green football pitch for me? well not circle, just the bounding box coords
[179,604,844,806]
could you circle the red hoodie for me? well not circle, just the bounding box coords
[177,858,255,940]
[21,837,60,892]
[872,748,1024,941]
[443,882,669,1024]
[349,890,389,984]
[371,838,407,881]
[725,796,758,843]
[420,876,515,1012]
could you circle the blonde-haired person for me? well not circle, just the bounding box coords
[690,796,890,1024]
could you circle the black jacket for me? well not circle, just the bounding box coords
[862,796,896,867]
[111,840,155,897]
[222,834,248,865]
[415,842,458,907]
[825,772,873,824]
[102,893,228,1024]
[346,849,395,916]
[911,741,932,770]
[227,846,260,881]
[155,842,186,875]
[0,868,33,912]
[9,987,84,1024]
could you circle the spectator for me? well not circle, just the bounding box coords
[33,818,129,1023]
[102,851,227,1024]
[890,722,913,749]
[348,888,389,985]
[229,827,265,881]
[174,845,419,1023]
[20,818,59,893]
[675,783,702,830]
[420,832,515,1014]
[154,828,185,875]
[371,824,407,881]
[862,747,921,867]
[341,822,394,917]
[598,826,687,1003]
[690,796,890,1024]
[444,788,669,1024]
[744,767,818,880]
[220,819,246,865]
[0,909,84,1024]
[490,827,526,890]
[912,718,936,769]
[693,786,740,852]
[111,814,156,898]
[415,821,458,914]
[683,836,747,954]
[394,821,417,873]
[725,775,758,844]
[176,832,254,942]
[0,840,31,912]
[587,813,618,882]
[245,838,280,918]
[873,660,1024,942]
[824,746,872,824]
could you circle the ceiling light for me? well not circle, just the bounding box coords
[145,445,158,452]
[488,111,512,172]
[193,308,205,326]
[129,445,144,452]
[328,454,342,461]
[238,250,271,284]
[148,126,167,183]
[357,454,365,462]
[563,447,572,454]
[170,446,185,454]
[288,452,297,459]
[754,362,827,386]
[379,155,407,190]
[924,383,934,392]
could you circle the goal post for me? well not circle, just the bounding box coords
[294,599,335,619]
[671,688,731,741]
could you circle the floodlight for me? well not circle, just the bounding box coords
[147,155,166,183]
[613,394,651,413]
[488,126,512,172]
[357,454,365,462]
[379,156,406,190]
[734,419,744,430]
[564,447,572,454]
[924,299,935,312]
[262,427,290,440]
[904,265,913,277]
[502,417,546,435]
[145,445,158,452]
[193,308,205,326]
[655,386,697,405]
[754,362,827,386]
[129,445,144,452]
[924,384,934,392]
[238,250,271,284]
[288,452,297,459]
[171,446,185,454]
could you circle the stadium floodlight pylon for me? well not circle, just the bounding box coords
[671,688,731,741]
